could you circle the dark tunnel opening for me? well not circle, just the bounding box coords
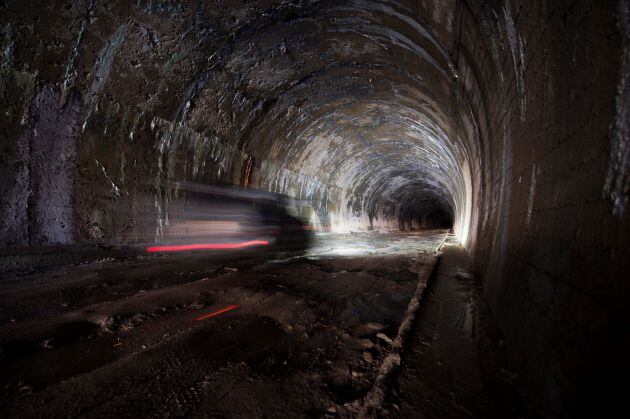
[401,207,454,230]
[397,195,455,231]
[425,208,453,229]
[0,1,628,418]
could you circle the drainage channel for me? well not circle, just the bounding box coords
[359,233,450,417]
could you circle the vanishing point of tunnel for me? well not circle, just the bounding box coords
[0,1,628,418]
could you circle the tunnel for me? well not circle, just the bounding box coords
[0,1,628,418]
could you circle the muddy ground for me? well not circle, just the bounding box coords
[1,231,448,417]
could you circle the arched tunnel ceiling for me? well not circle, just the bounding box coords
[0,0,482,241]
[179,0,475,234]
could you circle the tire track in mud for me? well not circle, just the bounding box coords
[1,231,448,417]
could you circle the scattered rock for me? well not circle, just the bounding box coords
[376,332,393,346]
[93,316,114,329]
[358,339,374,349]
[356,322,386,336]
[188,301,205,310]
[17,385,33,395]
[282,323,293,333]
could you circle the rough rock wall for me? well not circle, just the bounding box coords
[0,51,35,245]
[452,1,629,416]
[0,0,302,245]
[0,0,473,245]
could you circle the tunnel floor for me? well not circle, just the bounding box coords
[387,240,528,418]
[0,231,523,417]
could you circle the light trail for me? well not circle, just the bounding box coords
[146,240,269,253]
[195,305,240,321]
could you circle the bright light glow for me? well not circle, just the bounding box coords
[146,240,269,253]
[195,305,240,321]
[317,244,374,256]
[331,247,364,256]
[454,159,473,246]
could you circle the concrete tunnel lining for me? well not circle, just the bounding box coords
[214,2,477,240]
[1,0,626,417]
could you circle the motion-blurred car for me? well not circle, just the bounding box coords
[149,182,312,253]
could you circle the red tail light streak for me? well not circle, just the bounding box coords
[146,240,269,253]
[195,305,240,321]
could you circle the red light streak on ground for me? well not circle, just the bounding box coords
[195,305,240,321]
[146,240,269,253]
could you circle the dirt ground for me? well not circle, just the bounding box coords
[1,231,448,417]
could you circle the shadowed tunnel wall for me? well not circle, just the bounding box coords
[0,0,628,417]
